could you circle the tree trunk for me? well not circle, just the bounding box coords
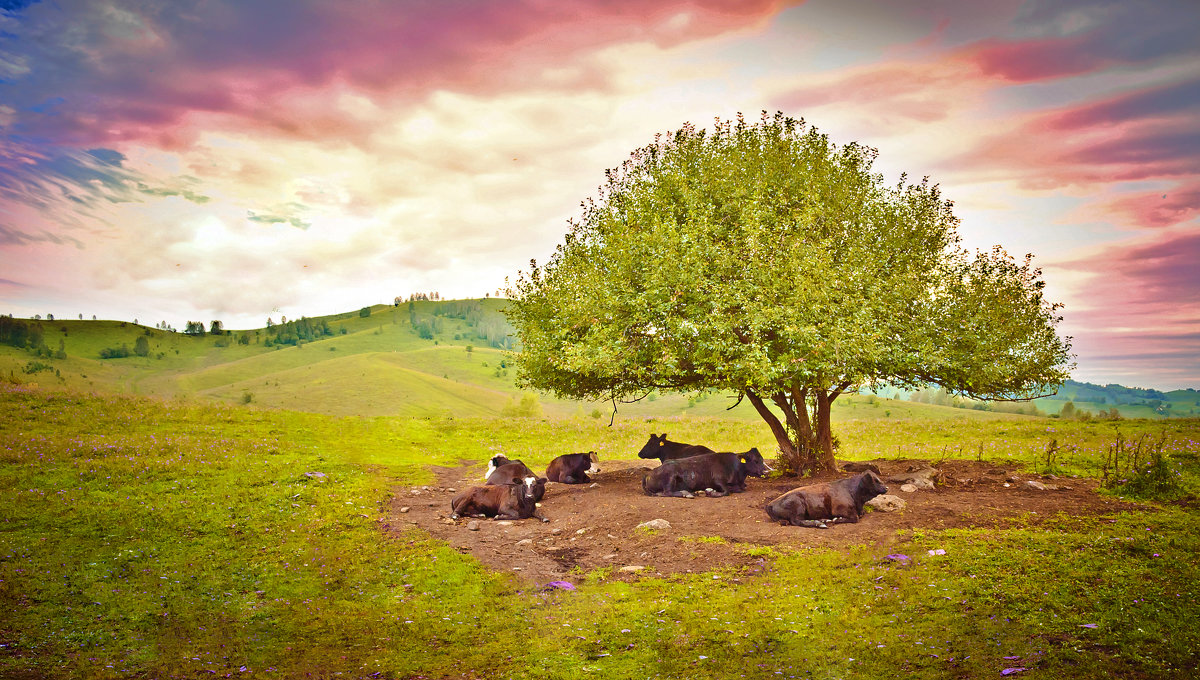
[746,382,849,476]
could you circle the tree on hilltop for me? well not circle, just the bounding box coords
[507,112,1074,475]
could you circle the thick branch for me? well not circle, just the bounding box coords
[746,389,791,449]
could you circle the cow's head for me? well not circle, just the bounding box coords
[739,447,771,477]
[859,471,888,498]
[636,433,668,459]
[520,475,547,501]
[586,450,601,474]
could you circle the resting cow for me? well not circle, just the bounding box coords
[450,477,547,521]
[484,457,546,503]
[545,451,601,484]
[637,433,718,461]
[642,448,770,498]
[765,471,888,528]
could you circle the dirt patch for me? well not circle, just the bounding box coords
[383,458,1138,584]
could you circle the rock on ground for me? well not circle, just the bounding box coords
[637,519,671,531]
[866,494,907,512]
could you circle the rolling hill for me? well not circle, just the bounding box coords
[3,299,1191,423]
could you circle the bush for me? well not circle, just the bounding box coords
[359,307,371,318]
[501,394,543,418]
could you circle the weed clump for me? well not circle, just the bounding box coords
[1101,429,1188,500]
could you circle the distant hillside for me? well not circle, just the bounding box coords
[1034,379,1200,419]
[6,302,1189,423]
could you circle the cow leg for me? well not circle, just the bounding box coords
[657,489,695,498]
[793,519,830,529]
[707,485,730,497]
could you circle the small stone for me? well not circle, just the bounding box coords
[602,553,617,560]
[496,521,513,527]
[1024,480,1048,491]
[517,539,533,546]
[512,567,522,571]
[900,483,918,494]
[467,521,480,531]
[551,528,563,536]
[410,489,421,495]
[637,519,671,531]
[589,483,599,488]
[576,528,587,535]
[446,487,456,492]
[619,565,645,573]
[399,506,410,513]
[441,518,455,525]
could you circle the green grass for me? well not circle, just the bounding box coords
[3,385,1200,677]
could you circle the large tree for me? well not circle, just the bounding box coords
[507,113,1074,474]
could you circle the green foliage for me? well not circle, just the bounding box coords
[133,335,150,357]
[501,393,543,418]
[509,112,1073,473]
[98,343,132,359]
[359,306,371,318]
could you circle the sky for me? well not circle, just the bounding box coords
[0,0,1198,390]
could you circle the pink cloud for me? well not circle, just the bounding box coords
[5,0,785,149]
[1055,229,1200,387]
[940,76,1200,190]
[961,35,1106,83]
[773,60,979,126]
[1076,183,1200,230]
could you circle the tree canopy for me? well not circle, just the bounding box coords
[507,112,1074,474]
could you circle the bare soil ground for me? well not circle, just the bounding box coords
[383,458,1139,584]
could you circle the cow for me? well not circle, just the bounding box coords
[545,451,601,484]
[765,471,889,528]
[642,448,771,498]
[450,476,548,521]
[636,433,718,461]
[484,456,546,502]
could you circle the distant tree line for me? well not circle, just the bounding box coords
[429,300,516,349]
[264,316,333,346]
[0,315,58,358]
[908,387,1044,416]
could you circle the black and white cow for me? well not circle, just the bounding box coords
[545,451,601,484]
[636,433,717,462]
[765,471,888,528]
[642,448,771,498]
[450,476,547,521]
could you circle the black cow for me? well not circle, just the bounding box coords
[450,477,548,521]
[765,471,888,528]
[484,456,545,502]
[642,448,771,498]
[545,451,601,484]
[636,433,718,461]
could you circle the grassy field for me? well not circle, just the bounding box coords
[3,383,1199,678]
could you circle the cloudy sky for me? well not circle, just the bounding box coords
[1,0,1197,389]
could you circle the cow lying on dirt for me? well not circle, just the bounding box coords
[642,448,771,498]
[765,471,888,528]
[637,433,717,462]
[450,477,548,521]
[545,451,601,484]
[484,456,546,502]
